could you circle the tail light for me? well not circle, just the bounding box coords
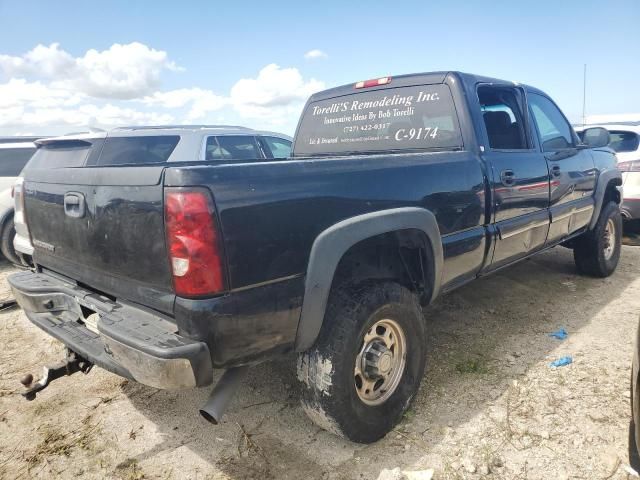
[164,188,226,297]
[13,177,29,236]
[618,160,640,172]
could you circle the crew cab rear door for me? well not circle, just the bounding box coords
[477,85,551,270]
[22,133,178,314]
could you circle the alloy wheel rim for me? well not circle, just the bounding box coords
[354,318,407,405]
[603,218,616,260]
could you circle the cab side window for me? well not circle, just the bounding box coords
[262,136,292,159]
[97,136,179,165]
[528,93,574,151]
[205,137,228,160]
[478,86,528,150]
[205,136,261,161]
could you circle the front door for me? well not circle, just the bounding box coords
[477,85,550,270]
[527,93,597,244]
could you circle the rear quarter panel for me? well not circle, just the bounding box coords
[165,151,488,291]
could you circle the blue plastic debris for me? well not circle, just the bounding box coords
[549,328,568,340]
[550,356,573,368]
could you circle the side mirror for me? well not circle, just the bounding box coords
[581,127,610,148]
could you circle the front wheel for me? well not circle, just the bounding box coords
[297,282,426,443]
[573,201,622,277]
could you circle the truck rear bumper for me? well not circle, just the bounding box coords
[8,270,213,389]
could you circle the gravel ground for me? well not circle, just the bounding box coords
[0,242,639,480]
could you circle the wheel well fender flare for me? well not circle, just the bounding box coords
[590,169,622,230]
[294,207,443,351]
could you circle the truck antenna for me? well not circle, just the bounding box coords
[582,64,587,127]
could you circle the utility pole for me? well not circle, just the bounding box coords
[582,64,587,127]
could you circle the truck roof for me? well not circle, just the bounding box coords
[113,125,254,133]
[0,136,45,145]
[307,71,545,102]
[37,125,292,144]
[0,141,37,149]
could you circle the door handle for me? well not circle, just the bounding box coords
[64,192,86,218]
[500,169,515,187]
[551,165,561,177]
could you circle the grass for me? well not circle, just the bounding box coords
[402,409,415,421]
[116,458,145,480]
[440,458,465,480]
[24,420,102,470]
[455,358,489,374]
[32,403,49,416]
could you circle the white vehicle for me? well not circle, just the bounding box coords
[0,140,37,264]
[578,124,640,222]
[12,126,293,265]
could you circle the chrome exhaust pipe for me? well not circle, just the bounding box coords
[199,366,249,424]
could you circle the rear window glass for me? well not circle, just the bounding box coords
[608,131,639,153]
[96,136,180,166]
[28,141,94,169]
[294,84,462,156]
[0,147,36,176]
[205,136,261,161]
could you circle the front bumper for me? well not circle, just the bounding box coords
[8,270,213,389]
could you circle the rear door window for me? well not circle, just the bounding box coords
[95,136,180,166]
[294,84,463,156]
[205,137,227,160]
[478,86,529,150]
[0,147,36,176]
[261,136,292,159]
[206,136,262,161]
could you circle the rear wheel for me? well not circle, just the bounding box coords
[0,217,20,265]
[573,201,622,277]
[297,281,426,443]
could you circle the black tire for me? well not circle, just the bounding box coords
[630,421,640,473]
[573,201,622,277]
[297,281,426,443]
[630,369,640,472]
[0,217,20,265]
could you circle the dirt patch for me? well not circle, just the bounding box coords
[1,245,639,479]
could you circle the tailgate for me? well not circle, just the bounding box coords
[23,136,177,314]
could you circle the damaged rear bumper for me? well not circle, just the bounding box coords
[8,270,213,390]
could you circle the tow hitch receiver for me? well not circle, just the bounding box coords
[19,350,93,401]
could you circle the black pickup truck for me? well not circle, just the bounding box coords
[10,72,622,443]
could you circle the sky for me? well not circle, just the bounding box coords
[0,0,638,136]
